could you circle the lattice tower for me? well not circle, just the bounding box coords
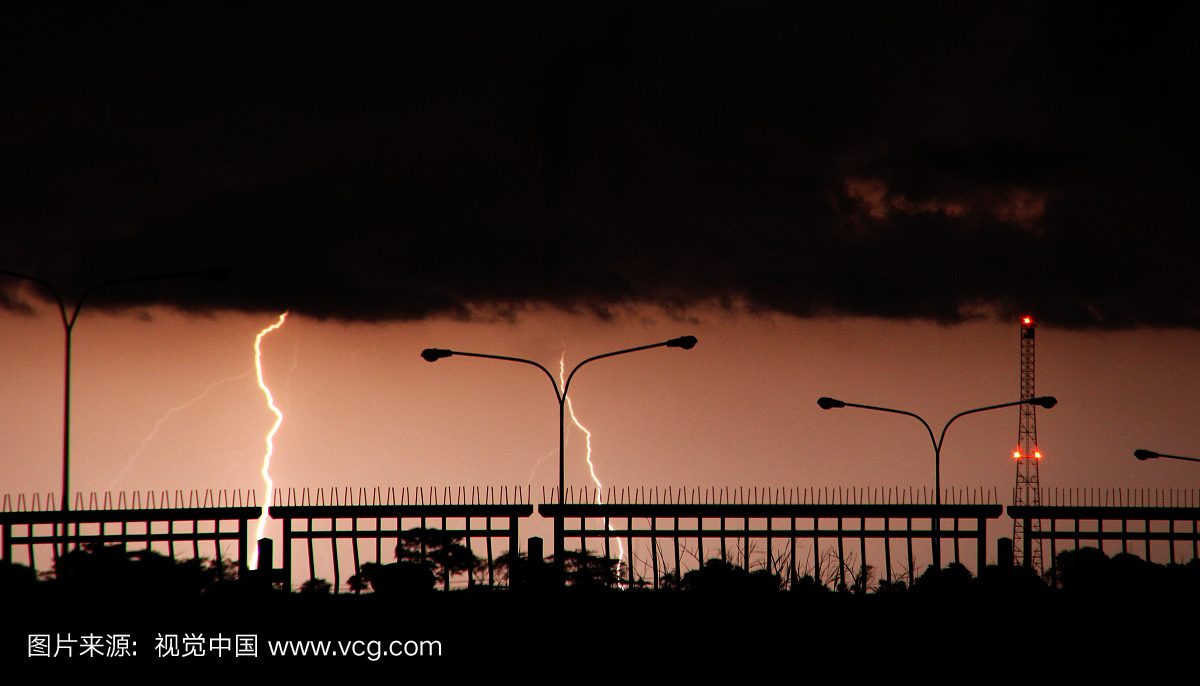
[1012,317,1043,573]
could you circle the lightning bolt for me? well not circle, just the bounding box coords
[252,312,288,570]
[560,348,627,579]
[108,369,255,489]
[526,448,556,484]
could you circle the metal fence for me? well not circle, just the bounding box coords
[0,490,259,572]
[268,486,533,591]
[15,484,1194,592]
[541,485,1003,589]
[1009,487,1200,577]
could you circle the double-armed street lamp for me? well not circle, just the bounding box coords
[421,335,697,575]
[1135,449,1200,464]
[817,394,1057,568]
[0,267,229,512]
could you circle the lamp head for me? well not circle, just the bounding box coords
[1134,449,1159,461]
[1030,396,1057,409]
[421,348,453,362]
[666,335,698,350]
[817,397,845,410]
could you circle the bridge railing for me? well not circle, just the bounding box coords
[541,486,1003,589]
[268,485,533,591]
[0,489,259,573]
[1010,487,1200,582]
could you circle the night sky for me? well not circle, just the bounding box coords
[3,4,1200,569]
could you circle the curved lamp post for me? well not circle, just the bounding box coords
[0,267,229,512]
[817,395,1057,568]
[1135,449,1200,463]
[422,335,697,575]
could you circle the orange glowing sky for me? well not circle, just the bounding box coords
[4,303,1199,552]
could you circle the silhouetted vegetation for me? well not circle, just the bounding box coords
[395,527,482,586]
[344,527,482,594]
[913,561,975,594]
[846,562,875,594]
[1053,546,1200,596]
[15,541,1200,603]
[493,549,554,589]
[791,574,833,595]
[553,549,623,589]
[299,577,333,594]
[669,558,783,592]
[44,543,236,596]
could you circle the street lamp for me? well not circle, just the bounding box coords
[817,395,1057,567]
[421,335,697,574]
[0,268,229,511]
[1135,449,1200,463]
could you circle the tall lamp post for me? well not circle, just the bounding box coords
[421,335,697,575]
[817,395,1057,568]
[1135,449,1200,463]
[0,268,229,512]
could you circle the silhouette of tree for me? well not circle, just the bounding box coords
[1055,546,1112,593]
[1107,551,1169,592]
[913,561,975,594]
[493,549,554,589]
[1053,547,1180,595]
[395,528,481,587]
[672,558,782,592]
[49,543,236,596]
[551,549,621,589]
[874,577,906,593]
[679,558,741,591]
[790,574,832,594]
[848,563,875,594]
[300,577,333,594]
[346,572,370,594]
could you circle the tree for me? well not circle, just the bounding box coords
[553,549,622,589]
[790,574,832,595]
[1055,546,1112,593]
[493,549,553,589]
[676,558,782,592]
[346,572,370,594]
[847,563,875,594]
[913,561,975,594]
[300,577,333,594]
[49,543,236,596]
[395,528,482,587]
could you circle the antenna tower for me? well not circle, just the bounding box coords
[1012,316,1043,573]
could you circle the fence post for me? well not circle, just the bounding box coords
[997,536,1012,568]
[281,516,293,592]
[238,518,249,577]
[1022,518,1033,569]
[554,515,564,583]
[509,517,520,581]
[976,517,987,573]
[257,537,275,590]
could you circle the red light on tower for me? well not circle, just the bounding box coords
[1013,450,1022,459]
[1023,316,1032,325]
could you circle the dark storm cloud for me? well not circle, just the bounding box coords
[2,3,1198,327]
